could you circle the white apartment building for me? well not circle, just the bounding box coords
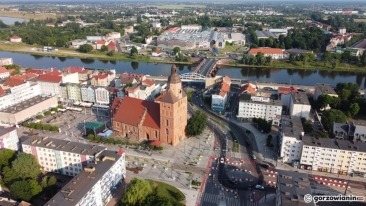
[0,58,13,66]
[0,126,19,151]
[46,149,126,206]
[300,137,366,176]
[21,136,106,176]
[289,92,311,120]
[62,72,79,84]
[0,82,41,110]
[278,87,298,108]
[237,93,282,125]
[95,87,110,105]
[37,73,62,97]
[81,86,96,103]
[0,67,10,79]
[279,116,304,163]
[313,84,338,101]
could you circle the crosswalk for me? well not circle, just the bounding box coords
[199,193,241,206]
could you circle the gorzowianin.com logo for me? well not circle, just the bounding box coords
[304,194,365,203]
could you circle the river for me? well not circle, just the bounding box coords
[0,17,28,25]
[1,51,366,89]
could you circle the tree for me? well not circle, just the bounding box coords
[42,124,51,131]
[78,44,93,53]
[289,54,296,64]
[173,47,180,55]
[10,179,42,201]
[87,134,95,141]
[265,56,272,65]
[361,51,366,66]
[121,178,153,206]
[187,90,193,102]
[100,45,108,52]
[255,52,265,65]
[321,109,347,130]
[349,103,360,117]
[252,118,271,133]
[0,149,16,170]
[186,111,207,136]
[322,52,332,66]
[130,46,138,56]
[106,51,114,56]
[11,153,41,180]
[301,118,313,134]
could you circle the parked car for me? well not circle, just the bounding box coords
[255,185,264,190]
[220,157,224,164]
[252,155,256,160]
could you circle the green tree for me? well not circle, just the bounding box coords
[255,52,265,65]
[42,124,51,131]
[187,90,193,102]
[100,45,108,52]
[289,54,296,64]
[0,149,16,169]
[106,51,114,56]
[36,114,43,119]
[321,109,347,130]
[108,138,115,144]
[173,47,181,55]
[322,52,332,66]
[121,178,153,206]
[11,153,41,180]
[87,134,95,141]
[10,179,42,201]
[130,46,138,56]
[47,176,57,186]
[252,118,271,133]
[78,44,93,53]
[265,56,272,65]
[349,103,360,117]
[186,111,207,136]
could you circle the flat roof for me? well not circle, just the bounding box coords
[255,30,277,38]
[292,92,310,105]
[0,126,16,136]
[0,95,55,114]
[21,136,106,156]
[315,84,337,95]
[281,116,304,139]
[302,135,366,153]
[277,170,311,206]
[46,150,123,206]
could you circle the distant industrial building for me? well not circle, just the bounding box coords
[255,30,277,39]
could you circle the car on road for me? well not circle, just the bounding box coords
[220,157,224,164]
[255,185,264,190]
[252,155,256,160]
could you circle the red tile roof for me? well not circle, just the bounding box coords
[113,97,160,129]
[108,41,116,47]
[111,97,121,111]
[37,72,62,83]
[278,86,298,94]
[92,73,108,80]
[3,77,25,87]
[96,40,106,45]
[117,148,125,155]
[0,86,6,96]
[0,67,8,74]
[109,87,118,93]
[249,48,284,55]
[64,66,85,73]
[220,82,230,93]
[143,79,155,87]
[25,69,48,75]
[11,35,21,39]
[239,83,257,95]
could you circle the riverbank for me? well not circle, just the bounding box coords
[0,42,197,66]
[220,59,366,73]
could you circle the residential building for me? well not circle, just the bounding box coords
[289,92,311,120]
[0,58,13,66]
[21,136,106,176]
[237,83,282,125]
[81,86,96,103]
[300,136,366,176]
[96,40,107,50]
[95,87,110,105]
[0,67,10,79]
[0,126,19,151]
[59,84,68,101]
[0,96,58,125]
[66,83,82,102]
[248,48,286,59]
[106,32,121,40]
[152,22,161,29]
[91,71,115,87]
[333,122,366,141]
[70,39,87,49]
[0,81,41,110]
[313,84,338,101]
[152,49,162,57]
[279,116,304,163]
[276,170,313,206]
[112,65,187,146]
[115,73,144,88]
[37,71,62,97]
[125,26,134,34]
[10,35,22,43]
[278,86,298,108]
[348,39,366,57]
[211,77,231,114]
[46,149,125,206]
[61,72,79,84]
[64,66,92,82]
[107,41,117,52]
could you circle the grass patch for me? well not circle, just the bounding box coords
[229,131,240,152]
[148,179,185,204]
[0,11,60,20]
[220,45,244,53]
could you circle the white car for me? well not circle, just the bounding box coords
[252,155,256,160]
[255,185,264,190]
[220,157,224,164]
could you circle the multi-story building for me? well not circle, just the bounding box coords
[0,67,10,79]
[91,71,116,87]
[46,149,126,206]
[59,84,68,101]
[278,87,298,108]
[66,83,82,102]
[0,58,13,66]
[95,87,110,105]
[313,84,338,101]
[289,92,311,120]
[21,136,106,176]
[64,66,92,82]
[0,81,41,110]
[248,48,286,59]
[212,77,231,114]
[279,116,304,163]
[81,86,96,103]
[300,136,366,176]
[333,122,366,141]
[276,170,313,206]
[37,72,62,97]
[237,85,282,125]
[0,126,19,151]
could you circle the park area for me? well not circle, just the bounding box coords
[120,178,185,206]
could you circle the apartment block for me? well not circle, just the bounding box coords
[0,81,41,110]
[46,149,126,206]
[289,92,311,120]
[21,136,106,176]
[0,126,19,151]
[279,116,304,163]
[300,136,366,177]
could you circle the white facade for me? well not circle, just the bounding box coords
[38,81,60,97]
[0,82,41,110]
[62,72,79,84]
[95,87,110,105]
[0,58,13,66]
[81,86,96,103]
[279,116,304,163]
[60,84,68,101]
[289,92,311,120]
[0,127,19,151]
[0,70,10,79]
[67,84,81,102]
[106,32,121,40]
[152,22,161,28]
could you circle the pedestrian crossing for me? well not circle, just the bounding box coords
[199,193,241,206]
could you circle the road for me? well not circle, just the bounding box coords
[197,58,215,77]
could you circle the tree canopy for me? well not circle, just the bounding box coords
[121,178,153,206]
[321,109,347,130]
[186,111,207,136]
[0,149,16,169]
[78,44,93,53]
[10,179,42,201]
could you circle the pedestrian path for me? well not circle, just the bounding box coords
[199,193,240,206]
